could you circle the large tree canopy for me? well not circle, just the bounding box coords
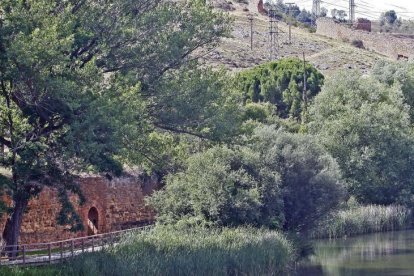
[0,0,234,250]
[149,126,345,234]
[308,71,414,205]
[372,61,414,120]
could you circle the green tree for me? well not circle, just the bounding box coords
[372,61,414,120]
[249,126,345,233]
[0,0,232,251]
[150,126,345,234]
[149,146,277,226]
[309,71,414,205]
[320,7,328,17]
[381,10,398,25]
[235,58,324,120]
[337,10,348,21]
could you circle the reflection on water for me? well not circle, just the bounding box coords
[294,230,414,276]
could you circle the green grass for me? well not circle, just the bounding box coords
[1,226,296,276]
[311,204,412,239]
[0,267,58,276]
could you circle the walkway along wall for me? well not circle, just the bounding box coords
[316,18,414,60]
[0,175,160,244]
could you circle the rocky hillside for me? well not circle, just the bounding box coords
[203,1,388,75]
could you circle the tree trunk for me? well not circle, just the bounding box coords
[3,198,28,258]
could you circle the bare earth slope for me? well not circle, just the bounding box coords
[203,1,388,75]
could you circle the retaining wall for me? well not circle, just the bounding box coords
[316,18,414,60]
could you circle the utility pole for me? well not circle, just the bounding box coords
[286,2,295,44]
[349,0,356,23]
[302,52,308,124]
[248,14,254,50]
[268,9,279,61]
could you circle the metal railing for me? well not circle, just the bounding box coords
[0,226,152,266]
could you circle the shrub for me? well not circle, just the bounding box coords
[351,39,364,48]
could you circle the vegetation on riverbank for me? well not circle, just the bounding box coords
[0,226,295,276]
[3,0,414,274]
[0,267,58,276]
[312,203,412,239]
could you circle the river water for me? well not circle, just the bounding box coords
[294,230,414,276]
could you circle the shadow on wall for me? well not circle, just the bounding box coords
[87,207,99,235]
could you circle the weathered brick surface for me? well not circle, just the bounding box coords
[317,18,414,60]
[0,175,159,244]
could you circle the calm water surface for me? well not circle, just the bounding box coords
[295,230,414,276]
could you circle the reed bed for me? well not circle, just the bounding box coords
[311,204,412,239]
[4,226,295,276]
[0,267,59,276]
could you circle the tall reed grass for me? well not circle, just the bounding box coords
[0,267,58,276]
[58,226,295,276]
[311,204,412,239]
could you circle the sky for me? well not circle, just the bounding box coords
[292,0,414,20]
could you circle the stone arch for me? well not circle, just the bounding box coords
[87,207,99,235]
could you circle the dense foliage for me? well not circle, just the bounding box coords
[2,0,414,270]
[149,146,279,228]
[372,61,414,120]
[235,58,324,120]
[309,71,414,205]
[0,0,234,248]
[249,126,346,233]
[150,126,345,234]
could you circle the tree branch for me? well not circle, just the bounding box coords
[0,136,11,148]
[153,123,209,140]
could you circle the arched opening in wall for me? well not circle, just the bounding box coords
[87,207,99,236]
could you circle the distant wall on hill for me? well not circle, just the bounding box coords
[316,18,414,60]
[248,0,265,15]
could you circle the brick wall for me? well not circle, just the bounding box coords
[0,174,159,244]
[316,18,414,60]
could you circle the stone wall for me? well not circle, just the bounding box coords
[0,174,159,244]
[354,18,371,32]
[316,18,414,60]
[248,0,265,15]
